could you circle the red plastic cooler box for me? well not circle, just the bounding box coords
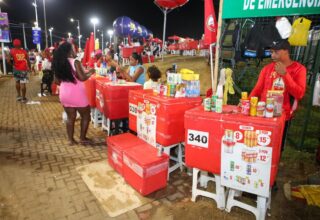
[106,133,147,176]
[123,144,169,196]
[184,105,286,186]
[128,89,153,132]
[103,82,143,120]
[142,94,202,146]
[95,77,110,113]
[84,75,98,107]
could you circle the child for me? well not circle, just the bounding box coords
[144,65,161,89]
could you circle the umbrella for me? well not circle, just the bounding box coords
[168,35,180,41]
[151,38,162,44]
[87,33,95,67]
[154,0,189,60]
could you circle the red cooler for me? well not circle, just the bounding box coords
[143,94,202,146]
[128,89,153,132]
[106,133,146,176]
[103,82,142,120]
[123,144,169,196]
[184,105,286,186]
[95,77,110,113]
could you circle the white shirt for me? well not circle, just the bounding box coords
[144,79,160,90]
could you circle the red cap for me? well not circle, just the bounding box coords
[13,39,22,47]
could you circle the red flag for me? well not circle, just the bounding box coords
[204,0,217,45]
[82,38,89,66]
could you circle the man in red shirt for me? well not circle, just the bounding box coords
[250,39,307,151]
[8,39,30,103]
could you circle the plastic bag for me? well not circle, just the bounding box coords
[288,17,312,46]
[276,17,292,39]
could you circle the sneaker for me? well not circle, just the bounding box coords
[16,96,23,101]
[21,98,28,103]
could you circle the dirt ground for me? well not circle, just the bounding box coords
[0,57,320,219]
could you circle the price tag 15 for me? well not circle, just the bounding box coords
[187,129,209,148]
[129,103,137,116]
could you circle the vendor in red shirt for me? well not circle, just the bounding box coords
[8,39,31,103]
[249,39,306,151]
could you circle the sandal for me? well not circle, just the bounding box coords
[16,96,23,101]
[21,98,28,103]
[68,139,78,146]
[80,138,94,145]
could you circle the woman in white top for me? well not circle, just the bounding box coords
[144,65,161,90]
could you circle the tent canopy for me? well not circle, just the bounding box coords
[168,35,180,41]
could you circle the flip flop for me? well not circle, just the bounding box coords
[80,138,94,145]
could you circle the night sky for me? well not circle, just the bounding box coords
[2,0,219,49]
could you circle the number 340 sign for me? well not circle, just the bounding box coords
[187,129,209,148]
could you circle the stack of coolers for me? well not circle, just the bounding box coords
[106,133,169,196]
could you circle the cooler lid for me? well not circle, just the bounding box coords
[107,133,146,149]
[185,105,286,127]
[144,94,202,105]
[124,144,169,166]
[106,82,142,87]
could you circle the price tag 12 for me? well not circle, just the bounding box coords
[187,129,209,148]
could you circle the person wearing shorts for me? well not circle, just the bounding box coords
[8,39,30,103]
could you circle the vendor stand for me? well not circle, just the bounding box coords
[187,0,320,219]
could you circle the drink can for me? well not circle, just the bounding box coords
[241,99,250,115]
[230,161,235,171]
[211,95,217,112]
[257,101,266,117]
[265,98,274,118]
[250,97,258,116]
[170,84,176,97]
[204,98,211,111]
[167,84,171,97]
[241,92,248,100]
[246,164,252,175]
[216,98,223,113]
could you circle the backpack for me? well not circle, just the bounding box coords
[242,22,281,59]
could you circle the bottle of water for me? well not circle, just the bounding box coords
[112,71,117,83]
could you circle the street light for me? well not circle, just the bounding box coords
[42,0,48,48]
[107,29,114,45]
[101,33,104,52]
[32,0,40,51]
[49,27,53,47]
[68,32,72,39]
[90,17,99,42]
[70,17,81,49]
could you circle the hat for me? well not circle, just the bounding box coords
[270,39,291,51]
[13,39,22,47]
[95,49,102,56]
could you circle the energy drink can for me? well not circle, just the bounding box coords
[204,98,211,111]
[216,98,223,113]
[230,161,235,171]
[170,84,176,97]
[211,95,217,112]
[247,164,252,175]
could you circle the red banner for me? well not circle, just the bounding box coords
[204,0,217,45]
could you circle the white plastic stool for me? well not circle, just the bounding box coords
[191,168,226,210]
[90,108,103,128]
[157,143,184,180]
[101,115,111,134]
[225,189,271,220]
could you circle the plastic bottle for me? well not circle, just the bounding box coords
[112,71,117,83]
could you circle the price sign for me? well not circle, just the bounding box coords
[129,103,137,116]
[234,131,243,141]
[187,129,209,148]
[257,134,271,146]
